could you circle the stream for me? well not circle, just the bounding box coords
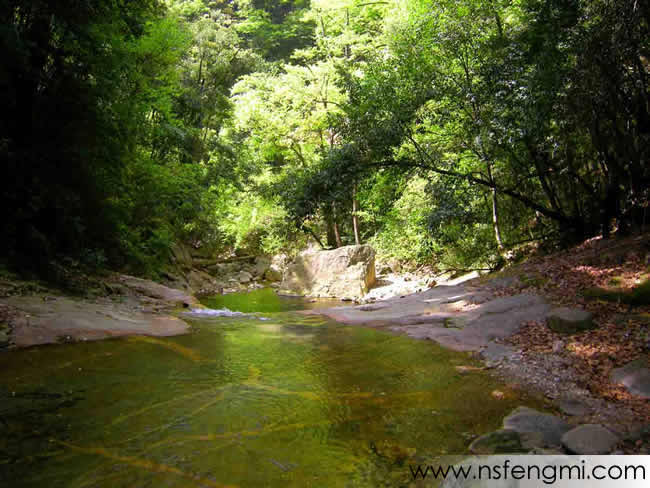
[0,288,539,487]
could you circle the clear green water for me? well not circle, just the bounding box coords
[0,290,537,487]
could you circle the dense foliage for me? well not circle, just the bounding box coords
[2,0,648,275]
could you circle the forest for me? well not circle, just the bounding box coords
[2,0,648,277]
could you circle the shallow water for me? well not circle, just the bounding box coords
[0,289,538,487]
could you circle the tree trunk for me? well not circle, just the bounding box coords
[324,205,337,248]
[332,203,343,247]
[491,187,504,251]
[486,164,504,251]
[352,183,361,245]
[302,225,325,249]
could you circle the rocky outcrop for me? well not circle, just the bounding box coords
[319,287,551,351]
[280,245,376,300]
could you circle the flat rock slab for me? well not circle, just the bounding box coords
[561,424,619,454]
[3,296,190,347]
[610,359,650,399]
[319,286,552,352]
[502,407,571,447]
[115,275,198,307]
[546,307,594,334]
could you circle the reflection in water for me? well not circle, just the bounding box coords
[0,289,539,487]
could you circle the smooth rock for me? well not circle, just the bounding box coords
[3,295,190,347]
[561,424,619,454]
[502,407,571,447]
[610,359,650,399]
[280,245,376,300]
[546,307,594,334]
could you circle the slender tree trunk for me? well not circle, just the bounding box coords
[302,225,325,249]
[486,164,503,251]
[352,183,361,245]
[332,203,343,247]
[491,187,504,251]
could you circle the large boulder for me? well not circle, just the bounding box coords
[280,245,376,300]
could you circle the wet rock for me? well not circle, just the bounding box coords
[502,407,571,447]
[610,359,650,399]
[468,429,527,454]
[546,307,594,334]
[561,424,619,454]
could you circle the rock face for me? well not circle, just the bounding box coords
[280,245,376,300]
[561,424,619,454]
[502,407,571,447]
[611,359,650,399]
[546,307,594,334]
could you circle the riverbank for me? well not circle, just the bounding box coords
[314,234,650,453]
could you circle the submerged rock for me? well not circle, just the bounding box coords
[280,245,376,300]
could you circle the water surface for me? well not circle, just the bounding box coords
[0,289,538,487]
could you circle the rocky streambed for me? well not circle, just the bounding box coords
[313,276,650,454]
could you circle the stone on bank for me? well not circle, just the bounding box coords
[279,245,376,301]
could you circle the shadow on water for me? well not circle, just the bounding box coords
[0,288,543,487]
